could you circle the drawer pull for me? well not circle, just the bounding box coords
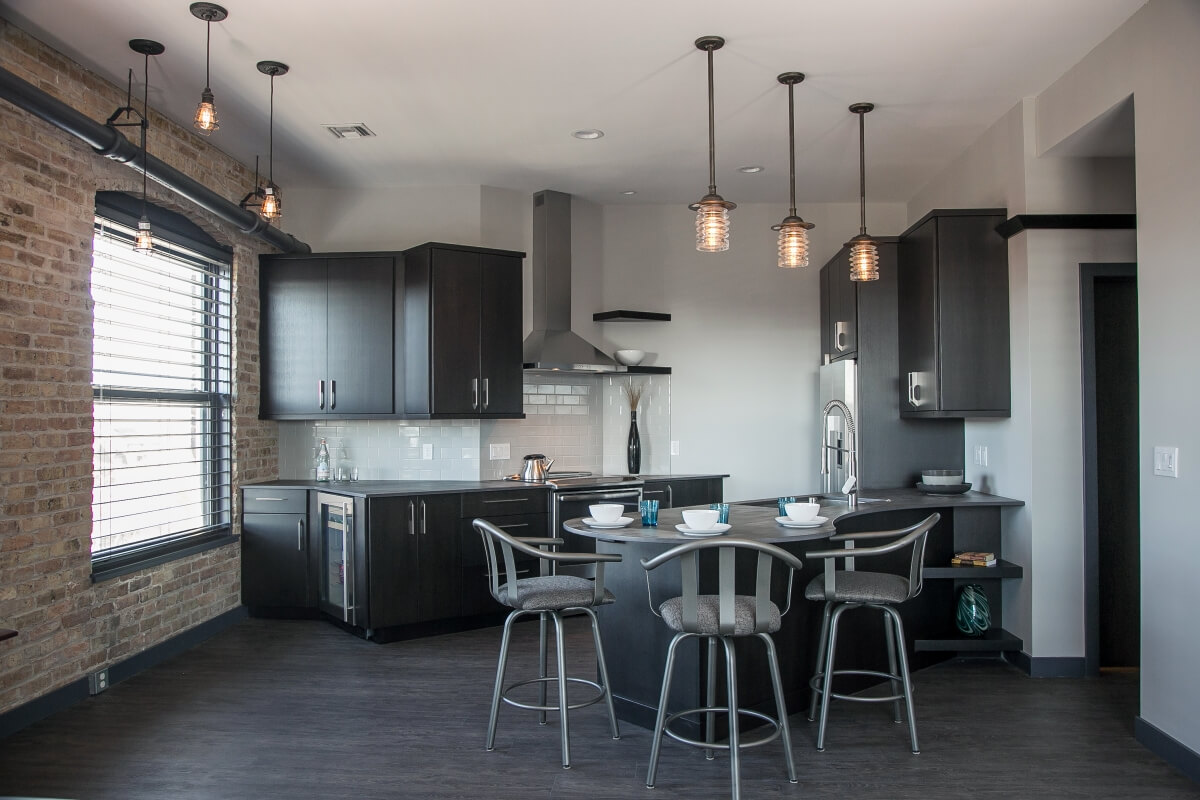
[251,496,286,501]
[483,497,530,504]
[497,522,529,530]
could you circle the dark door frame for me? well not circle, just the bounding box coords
[1080,262,1138,677]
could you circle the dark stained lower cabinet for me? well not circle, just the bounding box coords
[640,477,724,509]
[367,494,462,628]
[241,489,313,613]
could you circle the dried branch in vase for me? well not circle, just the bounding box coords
[623,382,644,411]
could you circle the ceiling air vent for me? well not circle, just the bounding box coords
[322,123,376,139]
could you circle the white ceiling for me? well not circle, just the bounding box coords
[0,0,1145,206]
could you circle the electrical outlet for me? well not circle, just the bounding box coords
[670,440,680,456]
[1154,446,1179,478]
[489,443,510,460]
[421,443,434,460]
[88,669,109,695]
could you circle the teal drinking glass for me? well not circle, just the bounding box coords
[709,503,730,524]
[639,499,659,526]
[777,496,796,516]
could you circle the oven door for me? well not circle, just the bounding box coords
[553,487,643,578]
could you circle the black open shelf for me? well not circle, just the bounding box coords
[915,627,1022,653]
[924,559,1023,579]
[623,365,671,375]
[593,310,671,322]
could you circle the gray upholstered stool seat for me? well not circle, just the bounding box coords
[498,575,616,610]
[805,513,940,755]
[803,571,909,604]
[473,518,622,771]
[659,595,782,635]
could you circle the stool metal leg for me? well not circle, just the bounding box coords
[550,611,572,769]
[487,611,518,751]
[884,606,920,754]
[759,632,798,783]
[808,601,833,721]
[646,633,684,789]
[816,603,848,752]
[583,607,620,740]
[722,636,741,800]
[883,607,902,723]
[705,636,717,760]
[538,611,549,725]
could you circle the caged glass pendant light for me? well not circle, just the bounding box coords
[257,60,287,221]
[771,72,815,269]
[190,3,227,135]
[846,102,879,281]
[688,36,736,252]
[106,39,165,253]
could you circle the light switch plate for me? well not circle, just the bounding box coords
[489,443,510,460]
[670,441,680,456]
[1153,446,1179,477]
[421,443,434,460]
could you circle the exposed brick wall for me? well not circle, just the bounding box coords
[0,19,279,713]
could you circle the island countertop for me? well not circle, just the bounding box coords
[563,487,1022,545]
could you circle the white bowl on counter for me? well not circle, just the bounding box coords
[681,509,719,530]
[614,349,645,366]
[589,503,625,523]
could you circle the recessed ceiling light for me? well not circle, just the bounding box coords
[738,165,764,174]
[572,129,605,140]
[620,190,637,195]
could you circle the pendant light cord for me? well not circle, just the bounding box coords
[788,82,797,216]
[858,110,867,235]
[205,21,211,89]
[707,46,716,195]
[141,51,149,218]
[268,74,274,186]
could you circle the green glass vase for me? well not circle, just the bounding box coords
[955,584,991,636]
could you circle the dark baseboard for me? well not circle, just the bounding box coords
[1135,716,1200,783]
[1005,650,1087,677]
[0,605,248,740]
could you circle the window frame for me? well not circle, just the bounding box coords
[90,196,237,582]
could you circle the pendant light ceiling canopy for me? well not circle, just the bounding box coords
[688,35,735,253]
[190,2,227,135]
[847,102,879,282]
[772,71,815,269]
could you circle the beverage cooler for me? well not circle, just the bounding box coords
[316,491,366,627]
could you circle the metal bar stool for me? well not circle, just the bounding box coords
[804,512,940,753]
[641,538,804,800]
[472,518,622,769]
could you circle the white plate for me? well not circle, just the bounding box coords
[583,516,635,528]
[675,522,732,536]
[775,515,828,529]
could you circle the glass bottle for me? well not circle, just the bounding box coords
[316,438,331,482]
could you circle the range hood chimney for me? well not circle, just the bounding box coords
[522,190,618,372]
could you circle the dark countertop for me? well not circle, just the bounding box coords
[564,487,1022,545]
[243,479,550,498]
[635,474,730,480]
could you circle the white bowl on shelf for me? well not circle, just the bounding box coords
[614,349,645,366]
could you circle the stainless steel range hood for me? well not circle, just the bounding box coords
[522,190,618,373]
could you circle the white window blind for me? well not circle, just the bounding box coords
[91,215,232,560]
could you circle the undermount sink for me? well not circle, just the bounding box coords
[741,493,890,508]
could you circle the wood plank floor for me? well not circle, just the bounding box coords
[0,617,1196,799]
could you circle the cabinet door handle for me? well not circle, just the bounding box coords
[330,379,336,410]
[907,371,925,408]
[471,378,479,410]
[408,499,416,535]
[834,321,850,352]
[318,380,325,410]
[666,485,673,508]
[482,378,489,410]
[297,518,305,552]
[421,500,427,535]
[340,502,352,623]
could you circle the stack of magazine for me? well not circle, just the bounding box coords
[951,551,996,567]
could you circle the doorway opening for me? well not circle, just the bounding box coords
[1080,263,1139,677]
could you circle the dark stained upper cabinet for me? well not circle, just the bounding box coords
[403,243,525,419]
[259,254,399,419]
[820,250,859,361]
[897,210,1010,418]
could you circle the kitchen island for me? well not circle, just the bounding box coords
[564,488,1023,733]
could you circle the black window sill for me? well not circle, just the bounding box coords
[91,529,239,584]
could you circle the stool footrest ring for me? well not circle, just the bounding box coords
[502,676,608,713]
[809,668,909,703]
[663,706,782,752]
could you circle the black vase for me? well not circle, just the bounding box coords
[627,410,641,475]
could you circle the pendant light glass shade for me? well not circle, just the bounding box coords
[190,4,227,135]
[134,216,154,253]
[846,102,879,282]
[772,72,814,269]
[260,185,280,220]
[688,36,735,252]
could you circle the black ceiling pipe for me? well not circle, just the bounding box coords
[0,64,310,254]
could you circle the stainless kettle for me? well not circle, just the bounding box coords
[521,453,554,482]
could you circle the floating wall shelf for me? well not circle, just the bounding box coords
[593,310,671,322]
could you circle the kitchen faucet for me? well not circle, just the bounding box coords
[820,399,858,508]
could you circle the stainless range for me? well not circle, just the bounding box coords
[507,472,644,576]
